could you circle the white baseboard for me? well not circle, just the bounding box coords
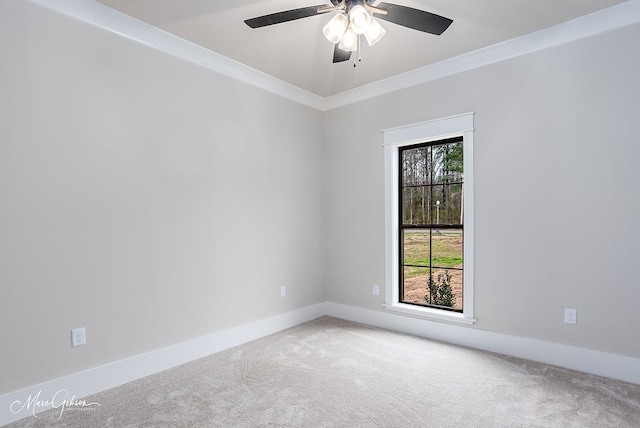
[324,302,640,386]
[3,301,639,426]
[0,303,326,427]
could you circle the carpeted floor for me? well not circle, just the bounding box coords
[6,316,640,427]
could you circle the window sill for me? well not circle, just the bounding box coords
[383,303,477,325]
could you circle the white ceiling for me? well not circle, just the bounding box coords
[96,0,629,97]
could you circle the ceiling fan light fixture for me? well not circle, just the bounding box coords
[245,1,453,64]
[364,16,386,46]
[338,25,358,51]
[348,5,371,35]
[322,12,348,44]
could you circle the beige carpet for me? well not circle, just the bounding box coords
[7,317,640,427]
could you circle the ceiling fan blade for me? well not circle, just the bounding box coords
[333,45,352,63]
[375,3,452,35]
[245,5,327,28]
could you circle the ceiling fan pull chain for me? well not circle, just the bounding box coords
[353,36,357,67]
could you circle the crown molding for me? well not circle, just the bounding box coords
[27,0,326,111]
[28,0,640,112]
[323,0,640,109]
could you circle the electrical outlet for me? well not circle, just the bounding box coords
[564,308,577,325]
[372,284,380,296]
[71,327,86,347]
[280,286,286,298]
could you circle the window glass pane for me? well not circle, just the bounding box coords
[401,266,462,311]
[425,268,462,311]
[402,187,430,224]
[432,141,463,184]
[402,266,430,305]
[431,184,462,225]
[402,146,432,186]
[402,229,430,267]
[431,229,463,269]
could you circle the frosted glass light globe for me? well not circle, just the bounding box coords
[364,17,386,46]
[323,13,348,44]
[349,5,371,35]
[339,26,358,51]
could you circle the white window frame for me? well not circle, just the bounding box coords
[383,113,476,325]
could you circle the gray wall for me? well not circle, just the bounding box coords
[2,0,640,398]
[0,0,323,394]
[322,22,640,358]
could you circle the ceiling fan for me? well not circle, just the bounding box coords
[245,0,453,64]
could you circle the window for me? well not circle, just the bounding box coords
[400,137,464,312]
[383,113,475,324]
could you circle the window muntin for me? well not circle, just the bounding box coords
[399,138,464,312]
